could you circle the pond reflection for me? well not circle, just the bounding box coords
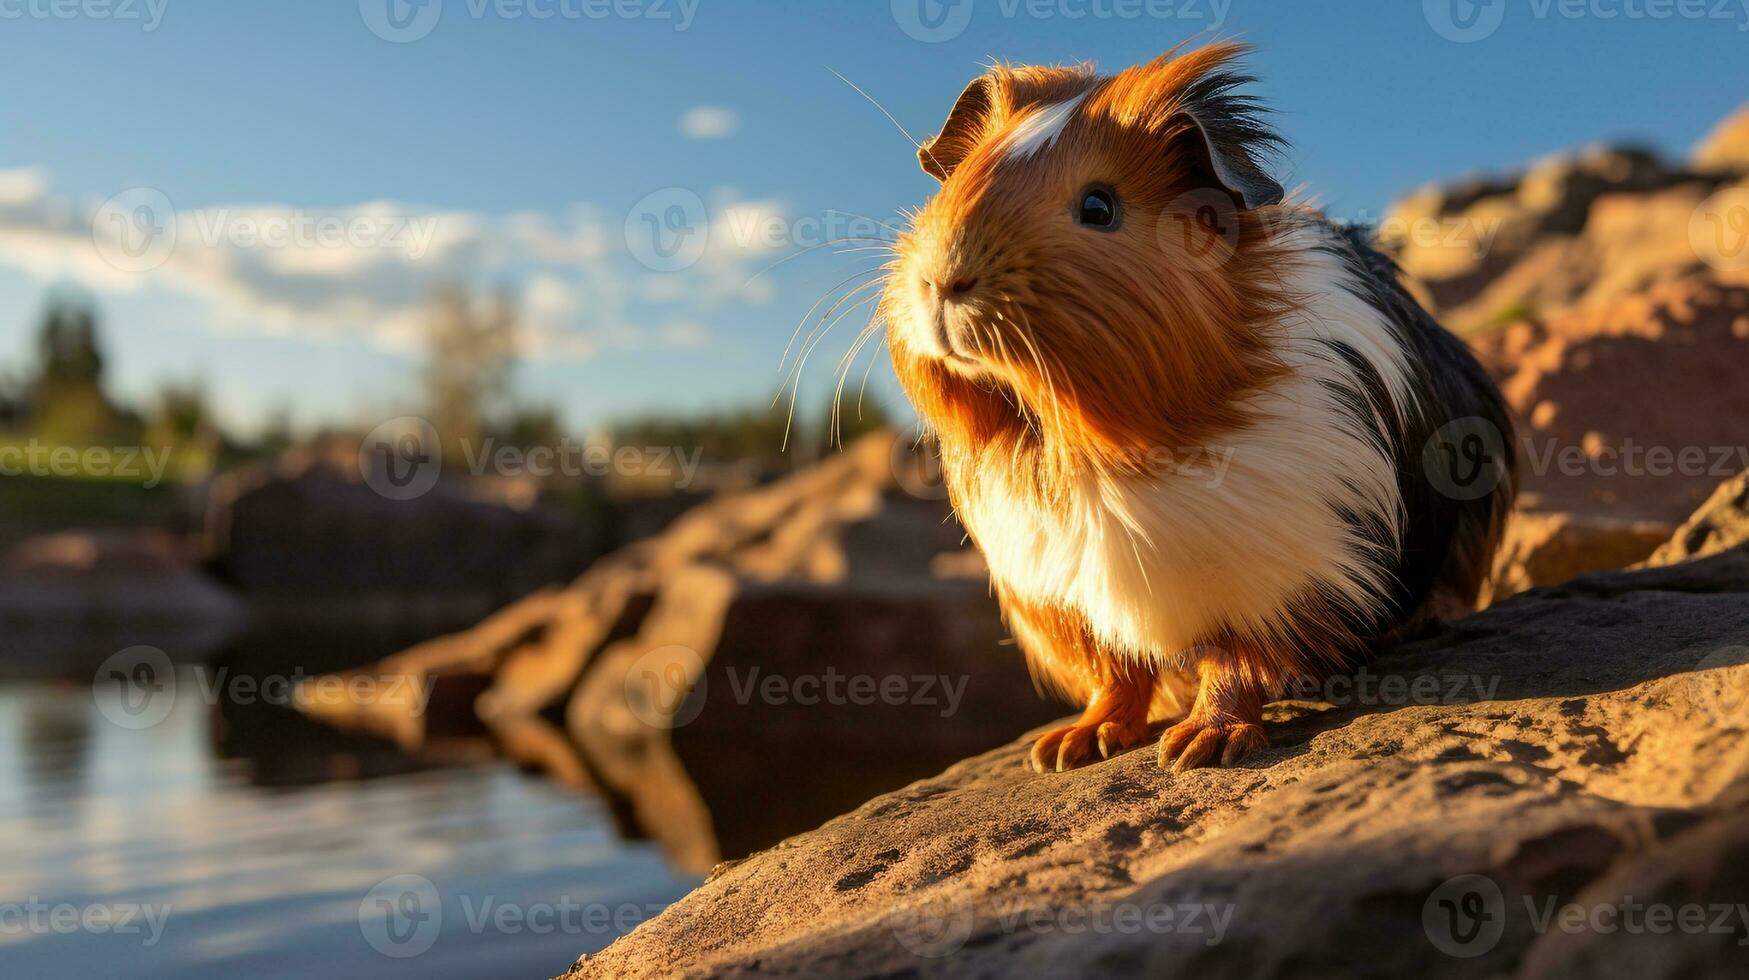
[0,680,695,980]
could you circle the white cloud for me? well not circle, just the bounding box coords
[679,106,739,140]
[0,167,48,205]
[0,169,796,364]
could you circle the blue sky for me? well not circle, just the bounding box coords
[2,0,1746,436]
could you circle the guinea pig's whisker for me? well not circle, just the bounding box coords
[777,266,888,375]
[831,318,886,447]
[855,334,888,416]
[781,288,881,449]
[825,66,945,176]
[747,238,894,290]
[783,285,882,410]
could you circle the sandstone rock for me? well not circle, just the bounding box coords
[1379,139,1748,333]
[1484,509,1672,605]
[568,568,1058,873]
[1471,276,1749,525]
[203,437,593,600]
[297,432,1044,870]
[1640,471,1749,568]
[0,529,245,676]
[564,543,1749,980]
[1694,104,1749,172]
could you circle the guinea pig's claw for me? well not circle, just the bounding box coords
[1028,723,1099,772]
[1158,720,1268,772]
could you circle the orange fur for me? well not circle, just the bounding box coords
[885,45,1308,769]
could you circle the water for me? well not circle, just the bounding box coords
[0,680,698,979]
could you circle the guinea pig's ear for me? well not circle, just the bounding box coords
[1170,108,1284,210]
[919,75,1000,182]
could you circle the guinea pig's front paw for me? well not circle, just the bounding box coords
[1029,716,1150,773]
[1157,719,1269,772]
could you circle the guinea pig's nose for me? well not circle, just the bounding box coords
[936,275,978,301]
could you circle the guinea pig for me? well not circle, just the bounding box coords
[880,42,1517,773]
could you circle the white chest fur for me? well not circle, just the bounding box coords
[954,229,1416,664]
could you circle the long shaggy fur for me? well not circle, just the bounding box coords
[883,43,1516,749]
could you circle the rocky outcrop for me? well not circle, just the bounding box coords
[1371,111,1749,598]
[298,432,1056,871]
[0,529,245,676]
[1641,471,1749,567]
[1472,276,1749,524]
[565,530,1749,980]
[1470,275,1749,598]
[1695,106,1749,173]
[1380,141,1748,333]
[203,439,593,600]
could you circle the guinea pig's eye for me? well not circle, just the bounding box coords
[1076,186,1119,231]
